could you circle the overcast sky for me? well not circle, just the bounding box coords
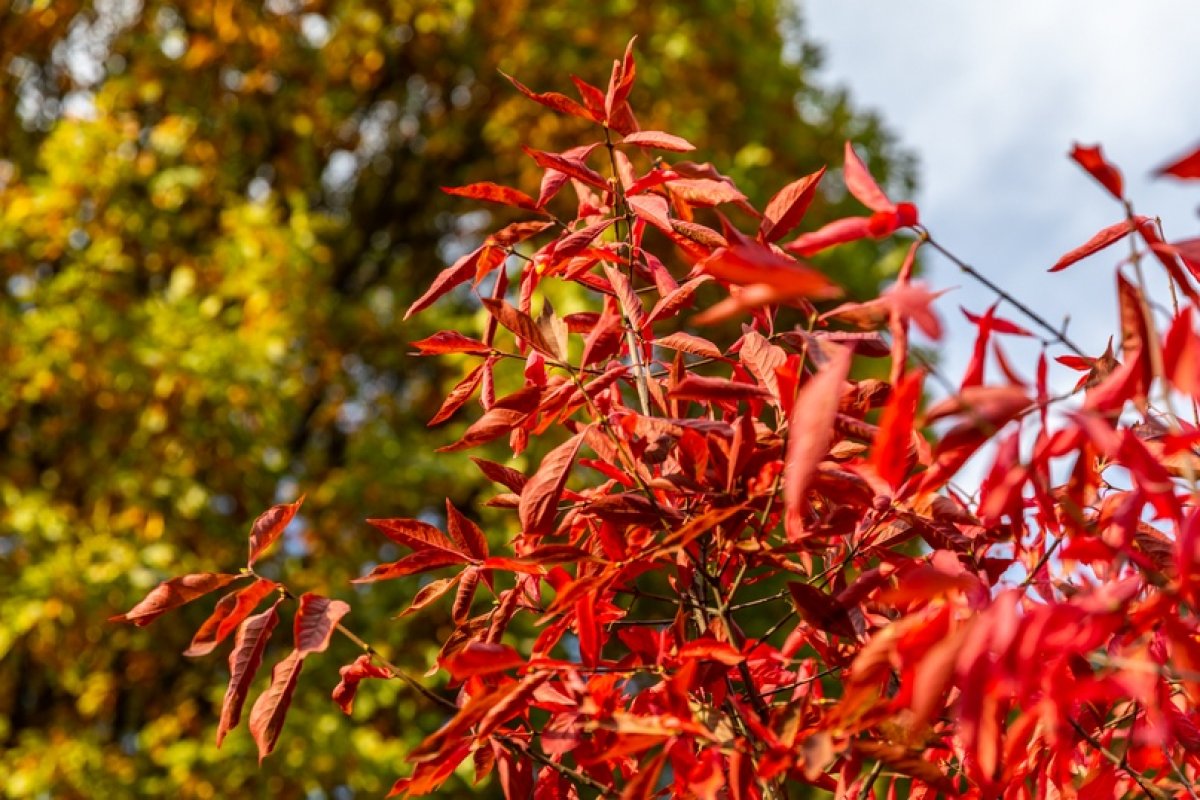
[804,2,1200,384]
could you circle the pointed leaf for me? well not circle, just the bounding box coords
[216,599,282,747]
[759,167,826,243]
[396,576,459,619]
[1155,144,1200,180]
[404,247,482,319]
[872,368,925,491]
[621,130,695,152]
[110,573,243,627]
[500,71,599,123]
[481,298,559,359]
[655,332,723,360]
[443,641,525,680]
[1049,217,1149,272]
[294,592,351,656]
[668,374,772,403]
[523,147,608,191]
[441,182,537,211]
[248,649,305,762]
[784,216,874,257]
[428,363,485,426]
[247,496,305,566]
[1070,143,1124,199]
[184,578,278,657]
[411,331,492,356]
[445,500,489,561]
[353,550,471,583]
[519,430,586,537]
[784,345,852,534]
[843,142,895,213]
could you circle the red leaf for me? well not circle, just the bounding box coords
[352,550,471,584]
[441,182,537,211]
[843,142,895,213]
[787,581,857,638]
[445,500,489,561]
[470,456,528,494]
[677,638,745,665]
[248,649,305,762]
[184,578,278,657]
[887,282,946,339]
[428,363,485,426]
[961,305,1034,337]
[404,247,482,319]
[1049,217,1149,272]
[500,71,599,123]
[216,598,282,747]
[604,36,638,123]
[1070,143,1124,199]
[872,368,925,491]
[110,573,243,627]
[784,345,852,538]
[523,146,608,191]
[648,275,712,324]
[1155,143,1200,180]
[626,194,673,233]
[784,216,874,257]
[247,496,305,567]
[477,673,551,738]
[554,218,617,260]
[443,641,525,680]
[759,167,826,243]
[365,516,457,554]
[437,385,541,452]
[700,243,840,299]
[667,178,747,207]
[488,220,555,248]
[655,332,723,360]
[294,592,351,656]
[331,654,392,715]
[668,374,772,403]
[621,130,695,152]
[411,331,492,356]
[519,430,586,537]
[481,297,559,359]
[396,576,459,619]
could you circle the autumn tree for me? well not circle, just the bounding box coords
[0,3,914,797]
[113,36,1200,799]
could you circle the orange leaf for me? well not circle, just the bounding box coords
[784,345,852,538]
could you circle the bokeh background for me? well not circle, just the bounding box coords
[10,1,1198,796]
[0,2,916,797]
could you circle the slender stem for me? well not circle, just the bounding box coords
[919,229,1088,357]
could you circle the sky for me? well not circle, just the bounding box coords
[804,2,1200,385]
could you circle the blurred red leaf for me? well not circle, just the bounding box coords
[441,182,538,210]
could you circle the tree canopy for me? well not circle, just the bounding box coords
[0,2,914,796]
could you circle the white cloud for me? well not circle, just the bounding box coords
[805,1,1200,380]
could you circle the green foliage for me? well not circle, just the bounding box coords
[0,1,913,796]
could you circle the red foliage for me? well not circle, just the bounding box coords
[113,38,1200,799]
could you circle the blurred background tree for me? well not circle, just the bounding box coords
[0,0,915,796]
